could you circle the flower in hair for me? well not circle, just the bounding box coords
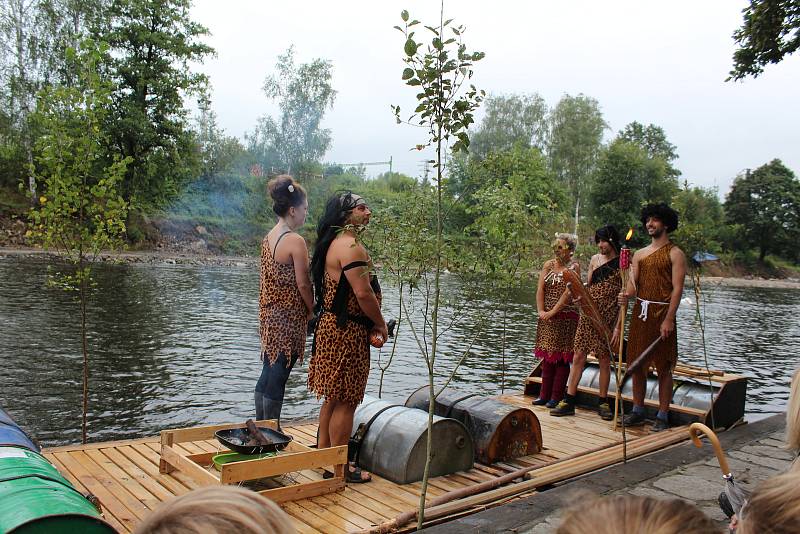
[288,184,295,193]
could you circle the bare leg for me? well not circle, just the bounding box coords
[598,358,610,398]
[566,350,586,396]
[317,399,334,449]
[328,401,370,482]
[632,367,647,408]
[657,369,673,413]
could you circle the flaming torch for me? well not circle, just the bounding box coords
[613,227,634,430]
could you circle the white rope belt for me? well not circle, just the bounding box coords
[637,297,669,322]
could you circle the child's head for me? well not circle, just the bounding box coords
[736,471,800,534]
[133,486,295,534]
[556,494,719,534]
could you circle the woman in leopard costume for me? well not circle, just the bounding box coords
[256,176,314,428]
[308,192,387,483]
[551,225,622,419]
[532,233,580,408]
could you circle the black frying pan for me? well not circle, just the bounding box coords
[214,426,292,455]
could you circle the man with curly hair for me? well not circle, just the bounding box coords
[618,203,686,432]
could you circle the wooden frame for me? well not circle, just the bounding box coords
[158,419,347,503]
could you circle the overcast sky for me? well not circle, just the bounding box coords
[191,1,799,196]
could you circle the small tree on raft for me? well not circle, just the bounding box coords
[26,41,130,444]
[390,4,485,528]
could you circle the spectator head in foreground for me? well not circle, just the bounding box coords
[736,471,800,534]
[133,486,295,534]
[556,494,719,534]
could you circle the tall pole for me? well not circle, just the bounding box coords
[389,156,393,175]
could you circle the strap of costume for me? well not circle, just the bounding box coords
[327,260,375,329]
[590,257,620,285]
[271,230,291,257]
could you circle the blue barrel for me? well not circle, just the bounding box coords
[0,408,39,452]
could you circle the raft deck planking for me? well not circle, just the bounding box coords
[43,393,682,533]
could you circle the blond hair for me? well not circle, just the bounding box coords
[737,471,800,534]
[133,486,295,534]
[554,232,578,252]
[787,367,800,452]
[556,494,719,534]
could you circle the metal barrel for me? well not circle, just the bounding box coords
[352,396,474,484]
[569,361,746,428]
[405,387,542,464]
[0,408,39,452]
[0,446,115,533]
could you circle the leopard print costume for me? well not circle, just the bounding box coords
[307,268,381,406]
[259,232,307,365]
[573,257,622,361]
[534,261,579,364]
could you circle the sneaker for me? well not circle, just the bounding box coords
[598,402,613,421]
[622,411,646,426]
[532,397,549,406]
[550,400,575,417]
[652,417,670,432]
[545,399,559,409]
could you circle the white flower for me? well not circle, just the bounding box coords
[288,184,295,193]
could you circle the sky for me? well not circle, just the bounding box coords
[190,1,800,197]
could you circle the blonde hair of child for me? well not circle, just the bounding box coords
[133,486,295,534]
[737,471,800,534]
[556,494,719,534]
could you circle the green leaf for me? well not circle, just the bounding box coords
[402,68,414,80]
[404,38,418,56]
[401,10,409,22]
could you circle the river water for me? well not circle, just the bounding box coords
[1,254,798,447]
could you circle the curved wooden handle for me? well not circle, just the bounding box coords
[689,422,730,476]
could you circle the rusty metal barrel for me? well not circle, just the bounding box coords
[351,396,474,484]
[405,387,542,464]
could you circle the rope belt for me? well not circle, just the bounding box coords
[637,297,669,322]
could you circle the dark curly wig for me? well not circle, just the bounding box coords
[640,203,679,233]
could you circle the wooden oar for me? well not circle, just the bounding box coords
[620,335,663,388]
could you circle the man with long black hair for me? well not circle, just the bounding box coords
[618,203,686,432]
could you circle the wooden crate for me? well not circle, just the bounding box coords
[158,420,347,503]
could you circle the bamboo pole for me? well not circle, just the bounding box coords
[360,426,689,533]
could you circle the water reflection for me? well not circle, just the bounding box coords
[0,255,798,447]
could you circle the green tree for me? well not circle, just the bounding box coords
[547,93,607,234]
[617,121,680,177]
[672,182,725,254]
[195,96,246,182]
[99,0,214,207]
[26,41,130,444]
[724,159,800,261]
[247,46,336,174]
[589,139,678,238]
[392,5,484,528]
[729,0,800,80]
[469,93,548,161]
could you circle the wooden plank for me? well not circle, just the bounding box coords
[45,453,128,534]
[140,443,201,490]
[69,450,153,520]
[258,478,344,504]
[283,501,348,534]
[53,451,140,532]
[117,445,192,497]
[220,445,347,484]
[312,489,395,524]
[101,447,176,503]
[292,498,364,532]
[84,449,162,510]
[44,436,156,453]
[160,445,219,487]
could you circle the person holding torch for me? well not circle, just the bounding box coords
[617,203,686,432]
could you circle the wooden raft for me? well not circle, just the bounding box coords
[42,393,691,533]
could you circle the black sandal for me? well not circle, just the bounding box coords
[322,470,334,479]
[346,466,371,484]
